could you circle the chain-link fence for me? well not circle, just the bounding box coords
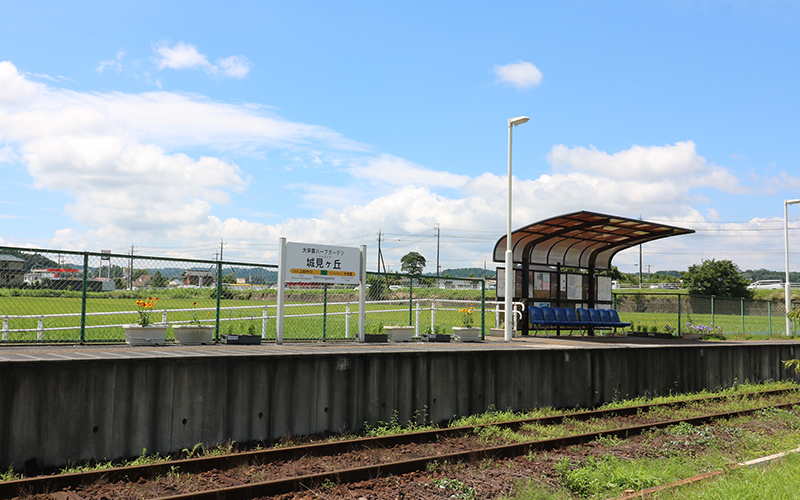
[612,293,795,336]
[0,246,489,344]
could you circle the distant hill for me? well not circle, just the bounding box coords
[424,267,494,279]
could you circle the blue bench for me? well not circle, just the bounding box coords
[529,306,586,336]
[530,306,631,336]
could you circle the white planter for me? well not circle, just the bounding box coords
[385,326,415,342]
[123,324,168,346]
[682,333,701,341]
[452,327,481,342]
[173,325,215,345]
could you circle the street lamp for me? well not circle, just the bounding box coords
[785,199,800,336]
[505,116,529,341]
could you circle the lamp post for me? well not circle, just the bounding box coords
[785,199,800,336]
[505,116,529,341]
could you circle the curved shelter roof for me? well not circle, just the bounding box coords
[492,211,694,271]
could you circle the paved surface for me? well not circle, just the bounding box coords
[1,334,798,362]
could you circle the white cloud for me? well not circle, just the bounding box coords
[348,155,470,189]
[152,41,251,79]
[96,51,126,73]
[154,41,215,73]
[0,61,361,249]
[494,61,543,89]
[547,141,747,194]
[217,55,251,79]
[0,61,45,105]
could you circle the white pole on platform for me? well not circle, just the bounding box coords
[358,245,367,342]
[505,116,529,341]
[277,237,287,345]
[785,200,800,336]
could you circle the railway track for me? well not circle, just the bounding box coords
[3,387,799,499]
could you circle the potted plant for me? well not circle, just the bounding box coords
[173,302,215,345]
[222,317,262,344]
[384,323,415,342]
[452,304,481,342]
[422,324,450,342]
[362,322,388,343]
[124,297,168,346]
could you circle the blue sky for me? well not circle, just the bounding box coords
[2,1,800,276]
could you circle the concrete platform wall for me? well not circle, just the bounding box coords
[2,343,799,471]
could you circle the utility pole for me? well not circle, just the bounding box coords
[219,239,224,262]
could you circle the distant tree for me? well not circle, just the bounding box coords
[400,252,426,276]
[607,265,624,281]
[221,273,237,284]
[150,271,167,288]
[682,259,751,298]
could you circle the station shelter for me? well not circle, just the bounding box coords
[492,211,694,335]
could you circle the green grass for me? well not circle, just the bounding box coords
[652,452,800,499]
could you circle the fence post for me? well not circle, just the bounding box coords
[2,317,7,341]
[262,306,268,339]
[741,297,745,335]
[162,311,168,324]
[431,299,437,329]
[323,284,328,340]
[37,316,44,341]
[415,300,421,336]
[408,279,413,327]
[677,296,682,336]
[768,301,772,335]
[80,252,89,342]
[495,303,501,328]
[711,296,715,328]
[215,262,223,342]
[345,303,351,339]
[480,280,486,339]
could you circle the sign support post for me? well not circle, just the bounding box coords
[276,237,287,345]
[358,245,366,342]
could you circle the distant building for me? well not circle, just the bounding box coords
[0,254,25,287]
[132,274,153,289]
[24,267,81,285]
[182,270,216,287]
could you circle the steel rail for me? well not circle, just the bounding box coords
[156,400,800,500]
[0,388,796,498]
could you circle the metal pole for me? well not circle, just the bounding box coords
[322,283,328,340]
[785,200,800,335]
[358,245,367,343]
[505,116,528,341]
[505,120,514,342]
[80,252,88,343]
[277,237,287,345]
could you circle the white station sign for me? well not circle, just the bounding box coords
[285,242,360,285]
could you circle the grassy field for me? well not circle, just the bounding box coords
[1,286,795,342]
[0,292,495,342]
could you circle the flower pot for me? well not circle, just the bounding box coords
[682,333,701,341]
[422,333,450,342]
[452,326,481,342]
[123,324,168,346]
[173,325,215,345]
[221,334,262,345]
[385,326,414,342]
[362,333,389,343]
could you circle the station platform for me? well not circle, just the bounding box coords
[2,336,799,472]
